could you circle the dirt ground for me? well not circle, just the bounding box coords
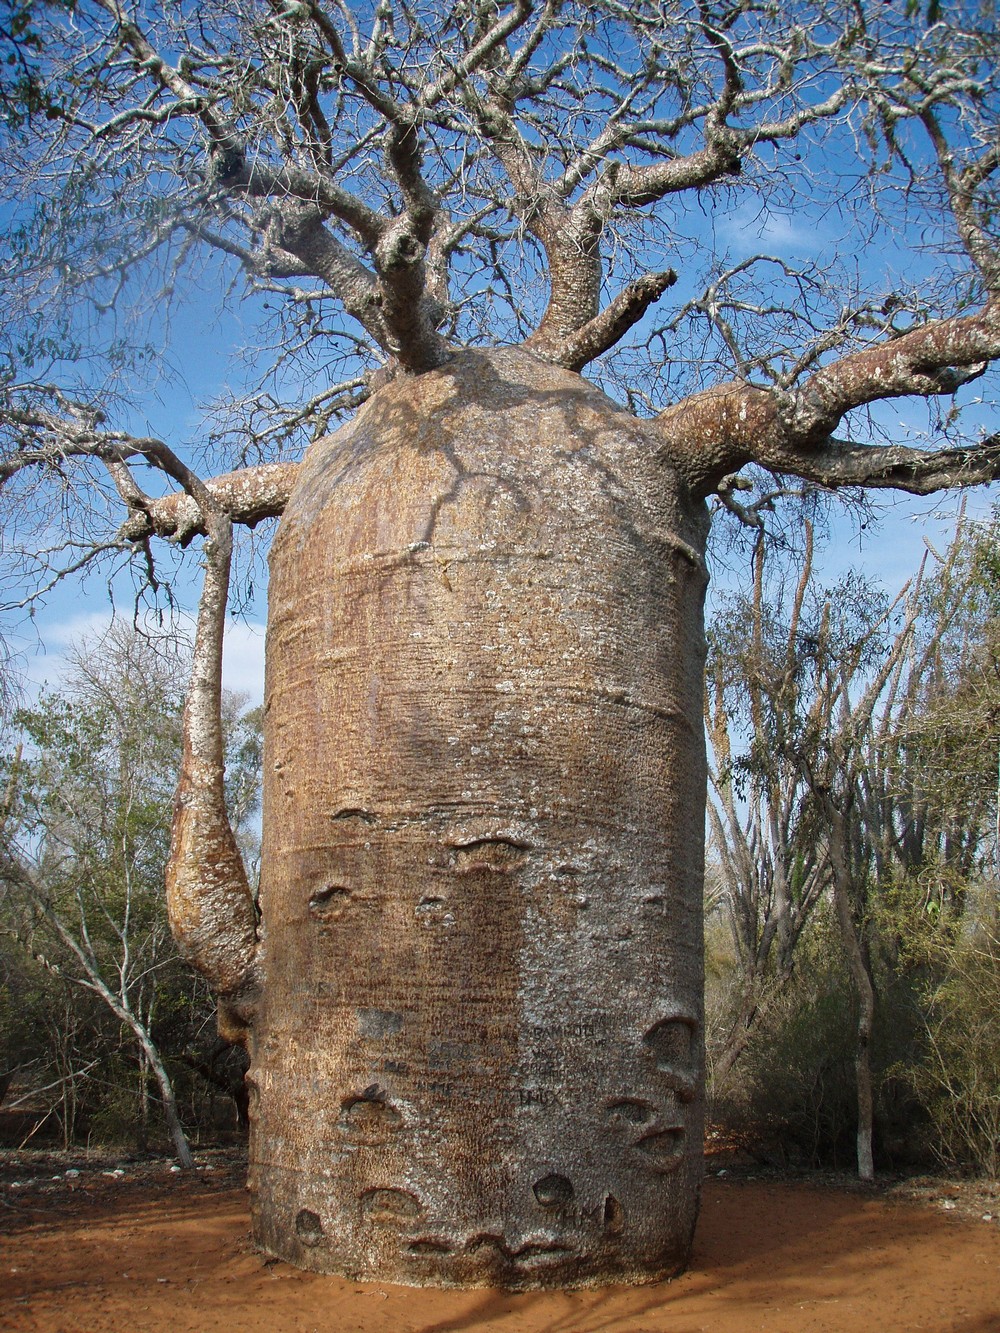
[3,1150,1000,1333]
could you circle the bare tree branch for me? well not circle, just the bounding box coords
[165,505,260,1024]
[779,301,1000,443]
[120,463,299,543]
[759,433,1000,496]
[657,301,1000,496]
[537,268,678,372]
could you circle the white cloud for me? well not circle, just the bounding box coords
[716,205,824,259]
[20,609,266,706]
[221,620,266,704]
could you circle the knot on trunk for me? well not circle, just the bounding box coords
[376,222,427,273]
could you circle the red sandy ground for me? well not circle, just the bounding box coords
[3,1152,1000,1333]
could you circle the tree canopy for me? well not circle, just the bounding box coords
[1,0,1000,607]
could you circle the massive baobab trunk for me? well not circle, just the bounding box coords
[247,348,708,1287]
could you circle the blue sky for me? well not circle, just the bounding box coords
[6,33,998,713]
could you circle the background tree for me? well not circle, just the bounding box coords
[706,524,914,1178]
[706,510,999,1176]
[888,513,1000,883]
[798,518,1000,1179]
[879,509,1000,1174]
[2,0,1000,1289]
[0,622,261,1159]
[706,523,829,1088]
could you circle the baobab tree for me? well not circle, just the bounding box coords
[2,0,1000,1290]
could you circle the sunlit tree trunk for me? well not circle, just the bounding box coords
[826,801,876,1183]
[249,349,709,1287]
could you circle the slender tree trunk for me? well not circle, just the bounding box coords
[54,1011,74,1150]
[713,1007,758,1089]
[712,969,793,1090]
[138,1048,150,1152]
[61,1075,70,1152]
[40,902,196,1168]
[140,1036,194,1169]
[827,804,876,1182]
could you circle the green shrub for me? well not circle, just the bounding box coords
[708,914,861,1167]
[904,904,1000,1176]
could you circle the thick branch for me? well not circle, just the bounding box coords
[259,206,387,337]
[52,433,266,1010]
[531,269,678,371]
[758,434,1000,495]
[185,210,444,368]
[781,301,1000,441]
[120,463,299,544]
[522,131,743,357]
[519,207,604,356]
[599,133,742,212]
[375,120,450,368]
[385,122,438,229]
[0,397,299,541]
[657,380,778,493]
[264,178,448,371]
[500,109,743,357]
[656,308,1000,498]
[223,161,384,248]
[471,85,605,354]
[919,109,1000,292]
[92,0,451,371]
[372,215,452,371]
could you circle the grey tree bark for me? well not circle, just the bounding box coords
[826,800,877,1184]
